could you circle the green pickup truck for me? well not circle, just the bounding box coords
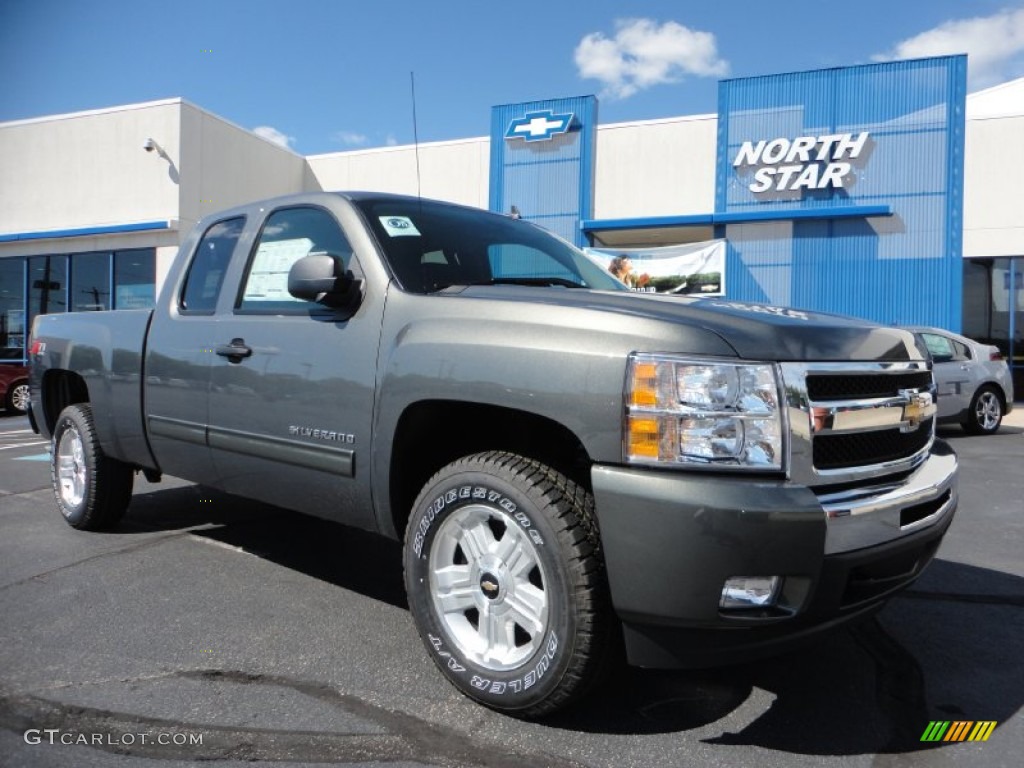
[29,192,958,717]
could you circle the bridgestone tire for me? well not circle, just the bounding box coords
[51,404,134,530]
[963,385,1003,435]
[404,451,612,718]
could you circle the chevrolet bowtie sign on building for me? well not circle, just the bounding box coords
[491,97,597,248]
[504,110,574,142]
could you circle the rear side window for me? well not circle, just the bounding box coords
[180,217,245,312]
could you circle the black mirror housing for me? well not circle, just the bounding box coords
[288,252,361,308]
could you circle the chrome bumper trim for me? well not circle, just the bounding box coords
[819,448,958,555]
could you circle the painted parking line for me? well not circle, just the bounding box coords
[0,441,48,451]
[13,453,50,462]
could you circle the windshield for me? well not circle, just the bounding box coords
[352,197,627,294]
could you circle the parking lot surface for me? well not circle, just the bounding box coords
[1,410,1021,767]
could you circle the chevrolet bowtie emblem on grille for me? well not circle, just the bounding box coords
[899,389,934,432]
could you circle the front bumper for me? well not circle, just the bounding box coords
[590,440,958,668]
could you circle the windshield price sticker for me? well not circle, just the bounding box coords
[379,216,421,237]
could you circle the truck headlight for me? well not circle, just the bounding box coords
[625,354,785,470]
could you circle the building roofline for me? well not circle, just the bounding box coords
[177,101,304,157]
[598,113,718,131]
[0,97,186,128]
[307,135,489,160]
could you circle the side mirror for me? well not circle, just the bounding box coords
[288,252,361,308]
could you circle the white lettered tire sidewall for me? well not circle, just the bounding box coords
[404,457,585,714]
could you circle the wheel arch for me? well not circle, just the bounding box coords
[40,369,90,435]
[386,400,593,541]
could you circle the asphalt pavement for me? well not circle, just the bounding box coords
[0,407,1021,767]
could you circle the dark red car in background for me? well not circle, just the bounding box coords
[0,363,29,415]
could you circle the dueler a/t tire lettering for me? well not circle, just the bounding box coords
[50,404,134,531]
[403,451,612,718]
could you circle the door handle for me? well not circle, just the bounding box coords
[215,338,253,363]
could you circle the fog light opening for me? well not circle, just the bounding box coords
[720,576,781,610]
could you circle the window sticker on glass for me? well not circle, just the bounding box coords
[243,238,313,302]
[379,216,421,237]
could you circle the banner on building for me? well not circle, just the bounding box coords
[585,240,725,296]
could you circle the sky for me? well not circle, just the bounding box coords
[2,0,1024,155]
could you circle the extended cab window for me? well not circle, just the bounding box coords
[237,207,353,313]
[181,217,245,313]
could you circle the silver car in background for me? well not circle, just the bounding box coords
[906,327,1015,434]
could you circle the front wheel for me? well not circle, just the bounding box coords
[404,451,612,717]
[963,385,1003,434]
[51,404,134,530]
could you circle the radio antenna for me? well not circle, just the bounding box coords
[410,71,422,202]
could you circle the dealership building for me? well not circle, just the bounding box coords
[1,55,1022,393]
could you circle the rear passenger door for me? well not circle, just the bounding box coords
[145,216,247,484]
[204,204,383,529]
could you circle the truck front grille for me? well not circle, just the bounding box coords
[813,419,935,470]
[806,371,932,401]
[781,362,936,486]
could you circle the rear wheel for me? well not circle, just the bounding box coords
[963,386,1003,434]
[51,404,134,530]
[404,451,611,717]
[5,380,29,414]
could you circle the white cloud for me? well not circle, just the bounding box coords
[385,134,398,147]
[575,18,729,99]
[333,130,369,147]
[252,125,295,149]
[873,7,1024,88]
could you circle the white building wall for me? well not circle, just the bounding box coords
[593,115,717,219]
[177,102,307,239]
[0,99,183,240]
[963,114,1024,258]
[307,137,490,208]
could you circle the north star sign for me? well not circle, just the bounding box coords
[733,132,870,193]
[505,110,574,142]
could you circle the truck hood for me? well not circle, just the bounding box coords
[452,286,922,362]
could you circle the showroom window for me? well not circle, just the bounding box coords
[0,259,26,360]
[0,248,157,362]
[28,255,68,334]
[72,252,111,311]
[114,249,156,309]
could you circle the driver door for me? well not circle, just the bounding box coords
[204,204,382,530]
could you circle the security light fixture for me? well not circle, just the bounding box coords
[143,138,169,160]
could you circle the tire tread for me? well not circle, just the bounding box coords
[51,404,133,530]
[406,450,614,718]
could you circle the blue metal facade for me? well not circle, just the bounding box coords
[716,56,968,330]
[489,96,597,247]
